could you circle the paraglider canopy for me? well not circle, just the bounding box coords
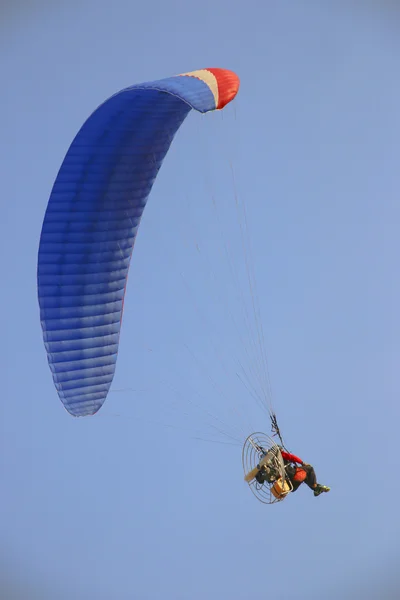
[37,68,240,417]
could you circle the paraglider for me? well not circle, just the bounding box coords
[37,66,329,505]
[242,417,330,504]
[37,68,240,417]
[279,451,330,497]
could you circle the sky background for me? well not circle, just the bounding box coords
[2,1,400,599]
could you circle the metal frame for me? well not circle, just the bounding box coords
[242,432,293,504]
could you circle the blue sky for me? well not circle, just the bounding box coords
[2,2,400,599]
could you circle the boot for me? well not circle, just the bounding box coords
[314,484,330,497]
